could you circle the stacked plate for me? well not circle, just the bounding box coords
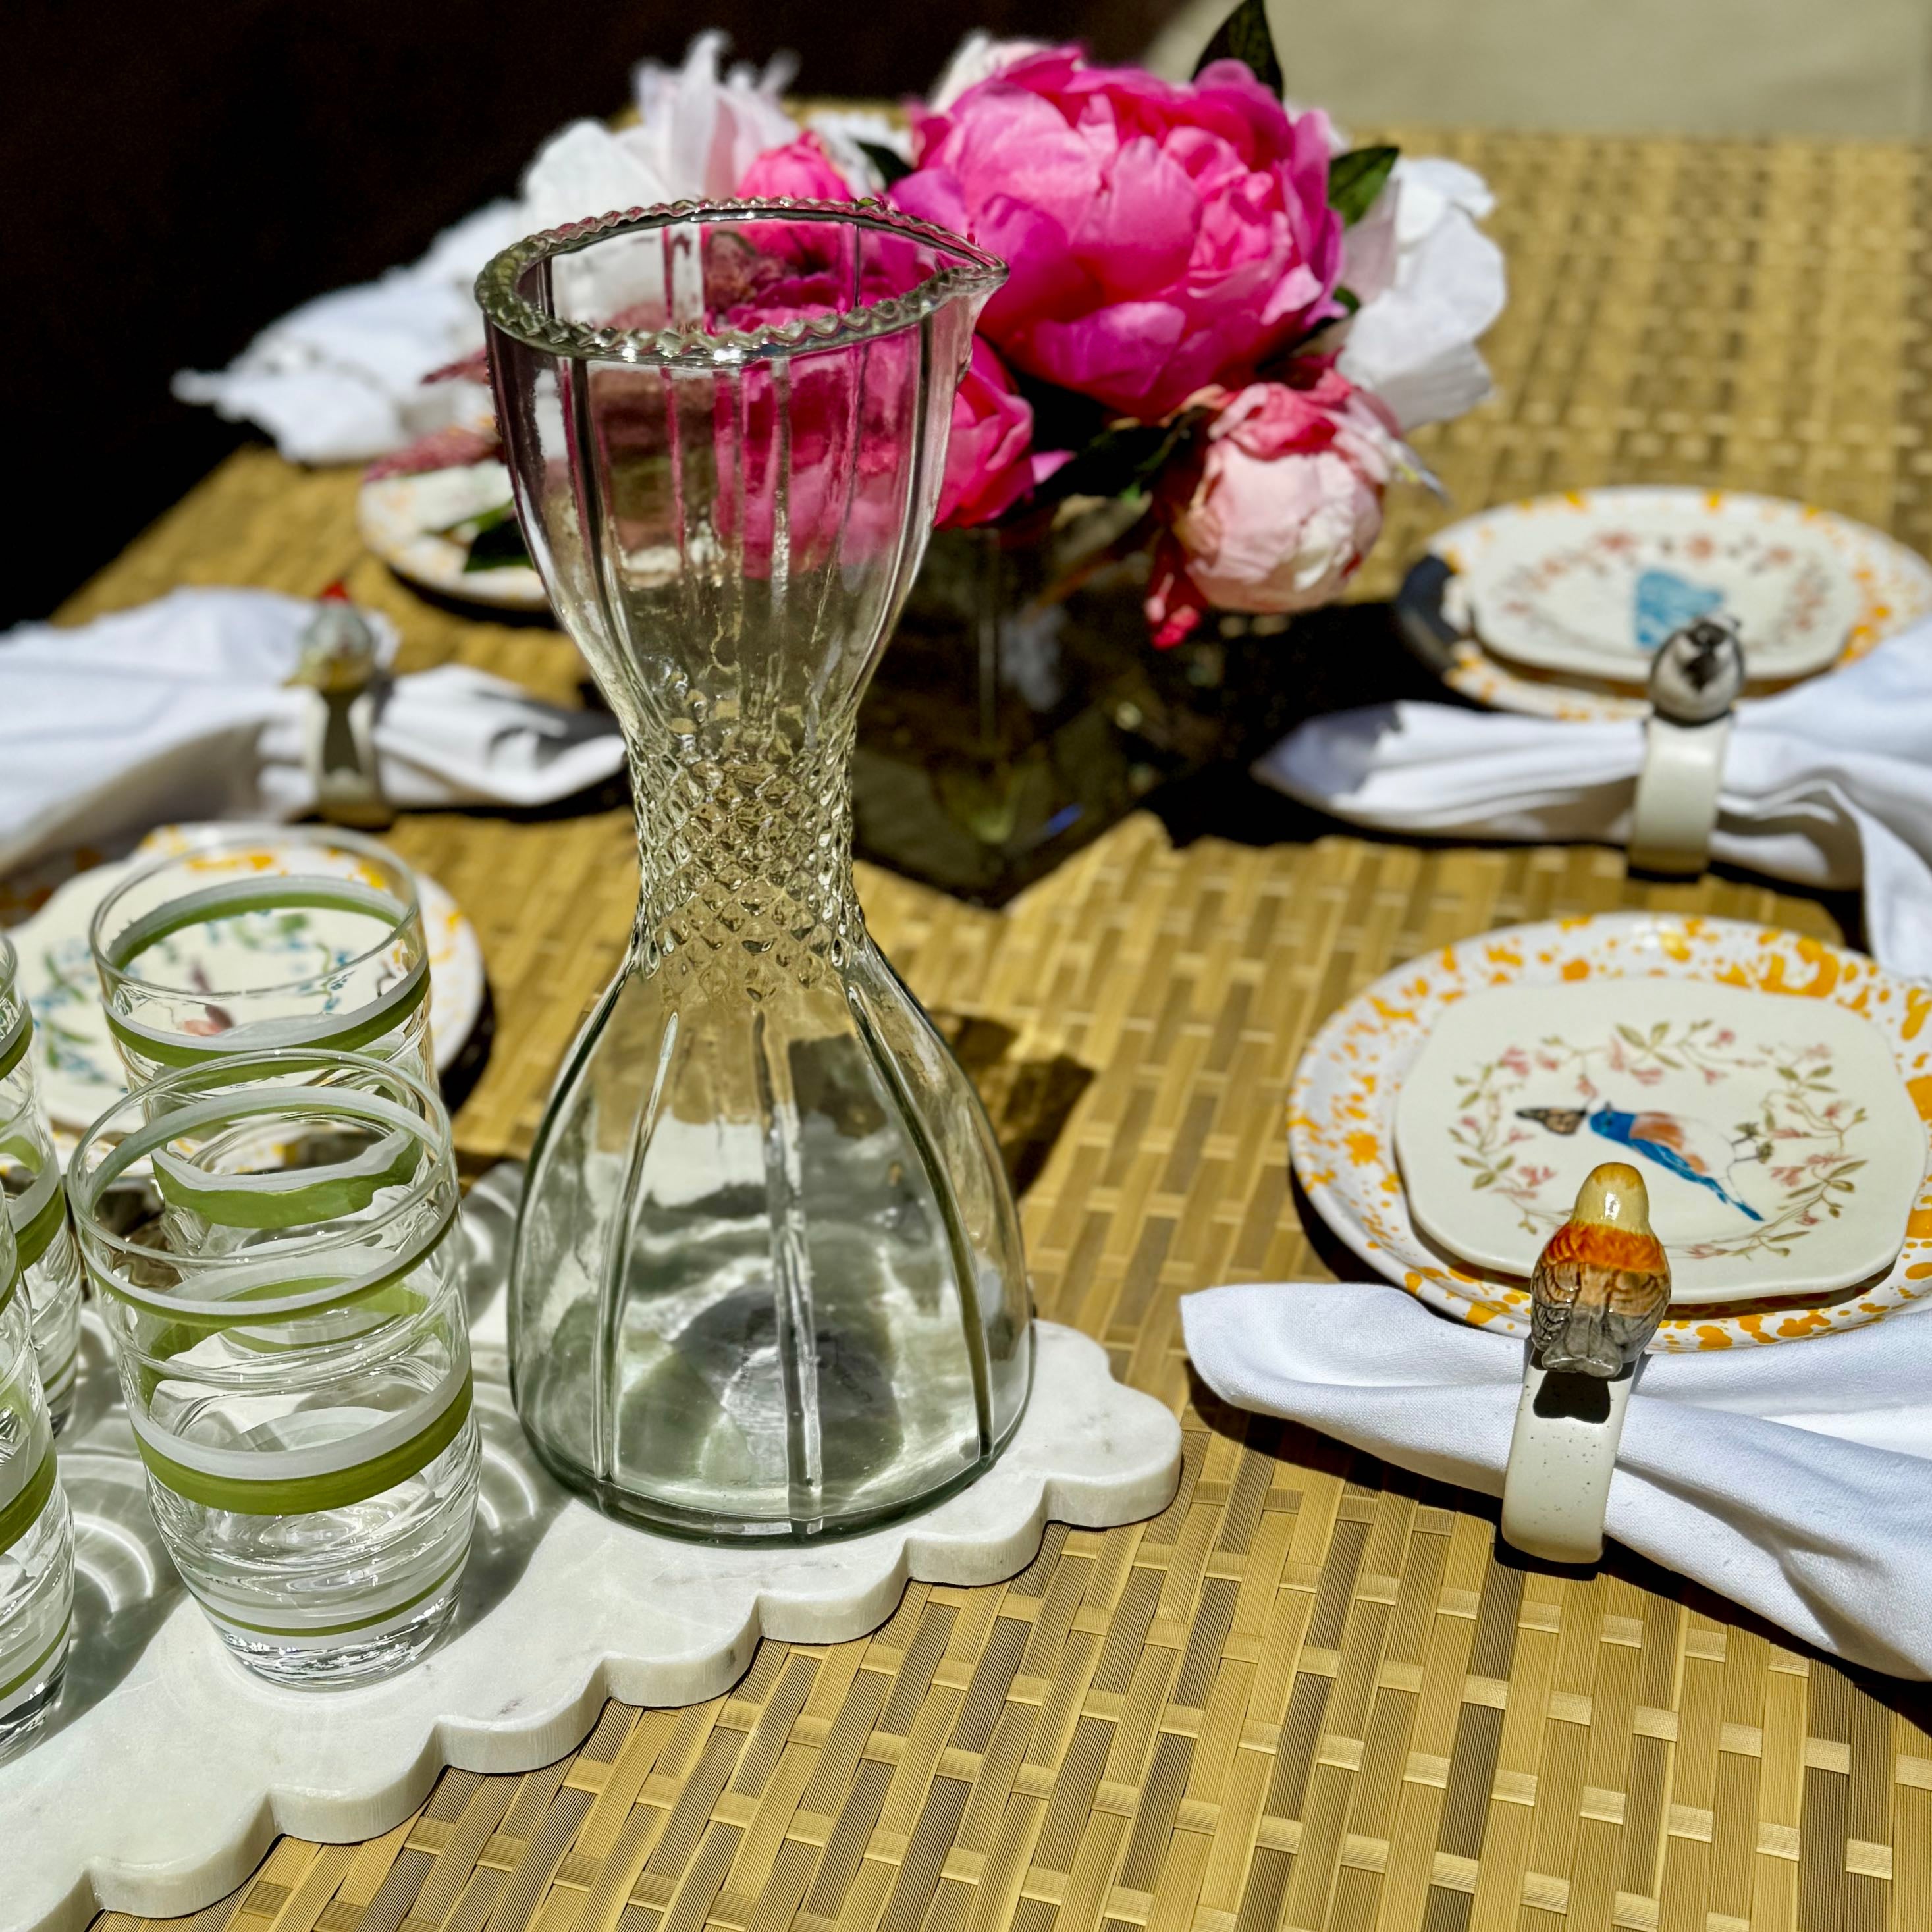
[1289,913,1932,1352]
[7,824,487,1146]
[1399,487,1932,720]
[358,458,550,613]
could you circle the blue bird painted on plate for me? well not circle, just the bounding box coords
[1517,1102,1764,1221]
[1634,568,1725,650]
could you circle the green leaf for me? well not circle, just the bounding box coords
[1034,409,1210,506]
[1327,145,1399,226]
[1617,1024,1647,1049]
[464,509,533,574]
[1193,0,1285,95]
[856,140,913,188]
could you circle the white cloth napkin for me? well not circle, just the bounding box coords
[173,205,519,466]
[1184,1280,1932,1678]
[0,589,624,874]
[1257,621,1932,975]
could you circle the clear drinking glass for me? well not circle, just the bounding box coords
[0,1208,75,1754]
[0,938,84,1431]
[89,828,433,1092]
[479,199,1034,1540]
[68,1050,477,1685]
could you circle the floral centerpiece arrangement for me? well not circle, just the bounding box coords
[340,9,1503,894]
[753,12,1504,647]
[361,5,1502,648]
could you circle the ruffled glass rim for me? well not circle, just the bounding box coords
[474,197,1007,365]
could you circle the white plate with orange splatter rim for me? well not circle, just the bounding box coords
[1289,913,1932,1350]
[1399,490,1932,722]
[13,824,486,1137]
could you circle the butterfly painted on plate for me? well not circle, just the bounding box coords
[1634,568,1725,651]
[1517,1102,1763,1222]
[1530,1162,1671,1376]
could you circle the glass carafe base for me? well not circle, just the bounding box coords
[512,932,1036,1542]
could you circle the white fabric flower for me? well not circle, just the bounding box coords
[803,109,912,193]
[523,31,798,228]
[1337,157,1507,435]
[927,31,1052,111]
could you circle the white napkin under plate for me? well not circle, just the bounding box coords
[1257,621,1932,975]
[0,589,624,874]
[1184,1279,1932,1678]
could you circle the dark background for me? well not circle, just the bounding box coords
[7,0,1173,630]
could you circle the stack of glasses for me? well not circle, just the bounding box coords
[1,827,476,1757]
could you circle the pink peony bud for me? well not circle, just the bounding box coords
[736,131,859,203]
[1146,367,1406,644]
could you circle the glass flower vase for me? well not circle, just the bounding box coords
[480,200,1033,1540]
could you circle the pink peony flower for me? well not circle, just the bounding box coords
[736,131,858,202]
[1144,367,1405,647]
[892,45,1344,421]
[938,340,1069,528]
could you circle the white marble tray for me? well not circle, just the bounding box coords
[4,1171,1181,1932]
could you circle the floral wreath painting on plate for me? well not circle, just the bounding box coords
[1455,1021,1867,1264]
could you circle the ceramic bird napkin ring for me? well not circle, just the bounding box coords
[1626,615,1745,876]
[1499,1162,1671,1563]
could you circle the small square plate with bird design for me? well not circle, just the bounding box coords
[1393,979,1927,1303]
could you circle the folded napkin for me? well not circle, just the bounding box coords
[1185,1281,1932,1678]
[0,589,624,874]
[173,204,519,466]
[1258,621,1932,974]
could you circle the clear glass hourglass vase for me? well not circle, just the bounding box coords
[478,200,1032,1539]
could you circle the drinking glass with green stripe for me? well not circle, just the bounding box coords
[0,936,84,1432]
[87,827,434,1093]
[68,1050,477,1686]
[0,1204,75,1756]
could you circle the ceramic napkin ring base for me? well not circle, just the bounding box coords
[1500,1354,1636,1565]
[1626,615,1747,877]
[1628,714,1731,876]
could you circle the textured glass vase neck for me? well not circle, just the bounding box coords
[628,716,861,988]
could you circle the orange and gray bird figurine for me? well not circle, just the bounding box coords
[1501,1164,1673,1565]
[1530,1162,1672,1376]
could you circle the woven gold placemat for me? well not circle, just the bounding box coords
[63,127,1932,1932]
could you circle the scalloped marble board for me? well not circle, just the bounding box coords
[3,1171,1182,1932]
